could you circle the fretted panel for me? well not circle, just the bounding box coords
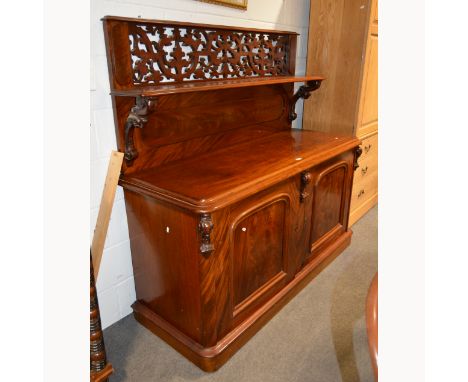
[129,24,290,84]
[103,16,298,91]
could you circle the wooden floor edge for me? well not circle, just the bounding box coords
[133,231,352,372]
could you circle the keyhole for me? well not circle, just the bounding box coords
[166,226,170,233]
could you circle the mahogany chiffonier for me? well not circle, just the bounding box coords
[102,16,361,371]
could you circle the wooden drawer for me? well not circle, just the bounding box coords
[358,133,378,164]
[351,167,377,211]
[350,133,378,225]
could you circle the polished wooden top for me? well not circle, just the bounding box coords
[111,76,324,97]
[120,129,360,212]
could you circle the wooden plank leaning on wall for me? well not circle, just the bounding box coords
[90,150,124,381]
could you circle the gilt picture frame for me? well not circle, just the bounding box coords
[197,0,248,10]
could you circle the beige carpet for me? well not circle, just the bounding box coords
[104,206,378,382]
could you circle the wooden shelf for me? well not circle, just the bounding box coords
[111,75,324,97]
[120,129,359,212]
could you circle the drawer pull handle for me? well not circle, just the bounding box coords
[364,144,372,153]
[358,189,365,198]
[361,166,368,175]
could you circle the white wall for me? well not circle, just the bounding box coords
[91,0,311,329]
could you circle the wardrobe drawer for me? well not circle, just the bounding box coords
[351,132,378,213]
[358,133,378,163]
[354,153,377,183]
[351,169,378,212]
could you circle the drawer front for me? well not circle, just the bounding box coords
[351,168,378,212]
[351,133,378,214]
[358,133,378,164]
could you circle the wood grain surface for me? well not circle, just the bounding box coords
[303,0,370,136]
[91,151,124,278]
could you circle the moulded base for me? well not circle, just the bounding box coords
[132,230,352,372]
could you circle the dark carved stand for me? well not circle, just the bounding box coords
[90,254,113,382]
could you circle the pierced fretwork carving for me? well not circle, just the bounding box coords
[300,171,312,202]
[198,213,214,256]
[354,146,363,170]
[128,23,291,85]
[289,80,322,122]
[124,96,157,165]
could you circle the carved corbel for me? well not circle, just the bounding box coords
[198,213,214,257]
[124,96,157,165]
[288,80,322,122]
[354,146,363,170]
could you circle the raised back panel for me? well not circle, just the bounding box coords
[115,83,292,175]
[141,86,287,146]
[103,16,298,174]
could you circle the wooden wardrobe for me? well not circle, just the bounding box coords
[303,0,378,225]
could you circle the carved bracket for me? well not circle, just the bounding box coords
[198,213,214,257]
[300,171,312,202]
[124,96,157,165]
[354,146,363,170]
[288,80,322,122]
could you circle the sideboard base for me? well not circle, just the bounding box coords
[132,230,352,372]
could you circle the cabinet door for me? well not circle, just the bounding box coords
[226,179,298,329]
[305,152,355,261]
